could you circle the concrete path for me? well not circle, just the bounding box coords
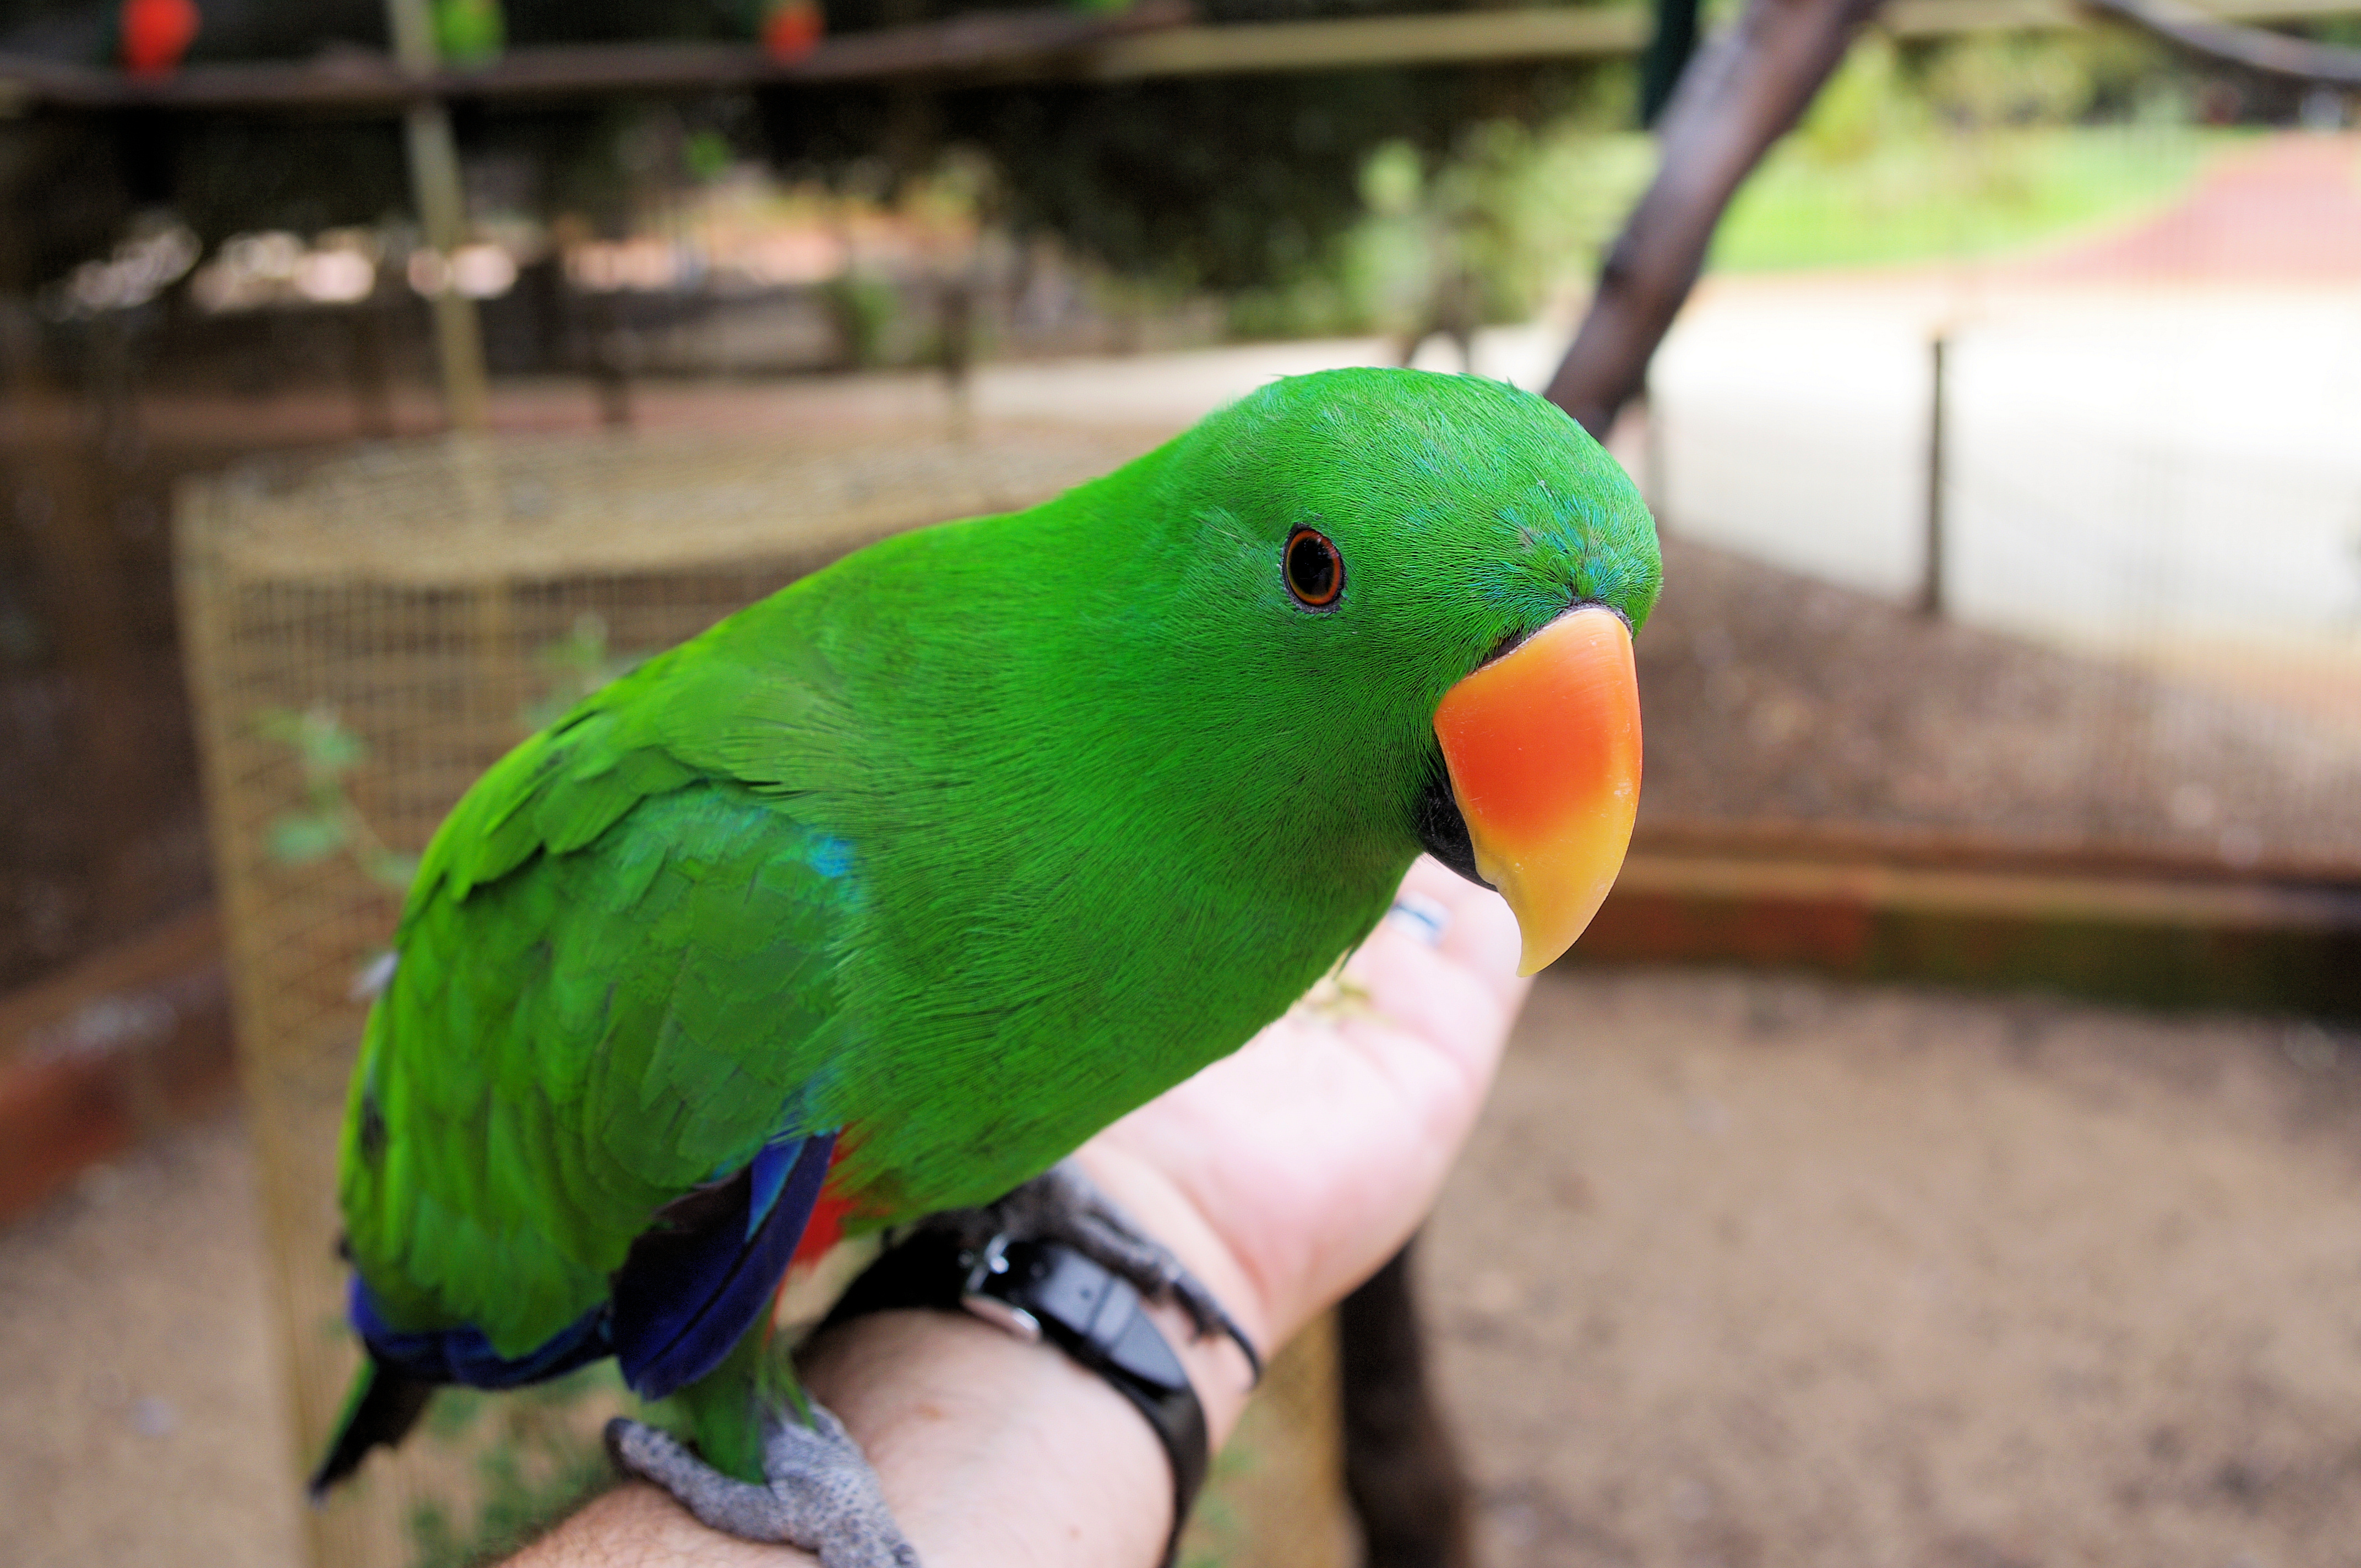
[1646,275,2361,663]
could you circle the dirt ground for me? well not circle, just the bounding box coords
[7,967,2359,1568]
[1634,535,2361,868]
[1426,971,2361,1568]
[0,1103,305,1568]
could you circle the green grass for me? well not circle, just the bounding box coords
[1236,111,2243,340]
[1710,125,2234,274]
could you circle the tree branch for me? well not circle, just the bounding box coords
[2084,0,2361,85]
[1544,0,1892,437]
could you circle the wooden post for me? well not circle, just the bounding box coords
[1639,375,1666,521]
[386,0,490,433]
[1339,1240,1474,1568]
[1920,331,1947,618]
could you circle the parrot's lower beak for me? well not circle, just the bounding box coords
[1432,605,1642,976]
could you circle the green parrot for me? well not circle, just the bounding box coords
[309,367,1658,1563]
[431,0,503,66]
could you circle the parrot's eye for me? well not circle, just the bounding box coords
[1284,527,1344,609]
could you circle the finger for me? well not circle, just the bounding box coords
[1356,856,1528,1016]
[1335,950,1513,1135]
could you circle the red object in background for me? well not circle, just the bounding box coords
[761,0,824,61]
[121,0,200,78]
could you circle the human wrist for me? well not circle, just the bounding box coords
[804,1164,1270,1564]
[1063,1147,1271,1445]
[800,1305,1181,1567]
[503,1301,1193,1567]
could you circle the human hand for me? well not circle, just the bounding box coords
[1076,853,1532,1419]
[507,856,1529,1567]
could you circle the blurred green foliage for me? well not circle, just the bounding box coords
[1709,34,2232,273]
[820,270,903,368]
[954,64,1601,296]
[256,704,420,894]
[1918,25,2179,126]
[0,1,2281,328]
[433,0,508,66]
[1301,119,1652,340]
[1714,123,2215,271]
[1924,34,2097,127]
[405,1362,627,1568]
[520,612,644,732]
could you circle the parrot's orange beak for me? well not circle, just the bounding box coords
[1433,605,1641,976]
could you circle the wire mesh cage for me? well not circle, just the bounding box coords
[174,423,1352,1568]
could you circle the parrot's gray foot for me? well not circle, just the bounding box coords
[606,1408,919,1568]
[946,1160,1263,1384]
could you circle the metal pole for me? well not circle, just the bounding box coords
[1919,331,1947,617]
[387,0,489,433]
[1639,374,1666,522]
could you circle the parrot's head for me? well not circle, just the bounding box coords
[1143,367,1660,975]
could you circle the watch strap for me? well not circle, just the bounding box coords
[819,1227,1210,1568]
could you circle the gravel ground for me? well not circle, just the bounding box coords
[8,968,2359,1568]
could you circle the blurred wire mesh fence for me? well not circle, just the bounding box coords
[1638,129,2361,875]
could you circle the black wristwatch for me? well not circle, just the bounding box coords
[819,1226,1210,1568]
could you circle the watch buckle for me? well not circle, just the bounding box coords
[959,1232,1042,1343]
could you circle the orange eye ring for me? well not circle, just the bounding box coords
[1284,527,1345,609]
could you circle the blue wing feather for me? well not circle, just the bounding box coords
[350,1128,837,1402]
[611,1129,839,1400]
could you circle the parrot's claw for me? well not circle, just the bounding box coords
[947,1160,1264,1385]
[606,1409,920,1568]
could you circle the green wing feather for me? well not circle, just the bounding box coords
[340,612,858,1357]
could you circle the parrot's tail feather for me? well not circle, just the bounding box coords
[307,1359,436,1500]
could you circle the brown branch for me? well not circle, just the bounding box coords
[1544,0,1892,438]
[2083,0,2361,84]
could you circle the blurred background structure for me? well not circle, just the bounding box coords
[4,0,2360,1564]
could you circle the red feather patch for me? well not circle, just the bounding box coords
[789,1140,856,1267]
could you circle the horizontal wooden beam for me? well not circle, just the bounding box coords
[1579,844,2361,1020]
[7,0,2357,117]
[0,0,1191,115]
[1082,6,1650,79]
[0,906,233,1222]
